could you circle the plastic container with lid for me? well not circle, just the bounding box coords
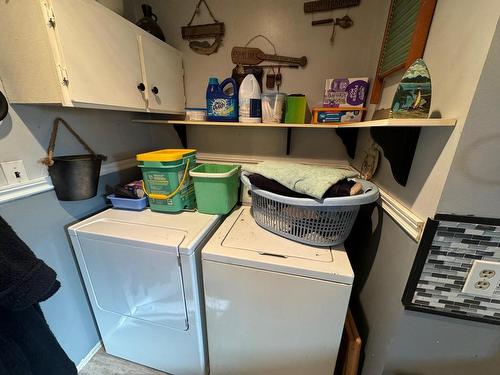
[185,108,207,121]
[136,149,197,212]
[261,93,286,123]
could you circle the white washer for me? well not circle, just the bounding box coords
[202,206,354,375]
[68,208,220,375]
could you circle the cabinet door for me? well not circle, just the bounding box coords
[139,35,185,114]
[49,0,147,111]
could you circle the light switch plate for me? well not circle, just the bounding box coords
[462,259,500,297]
[1,160,28,184]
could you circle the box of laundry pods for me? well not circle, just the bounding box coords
[323,77,369,108]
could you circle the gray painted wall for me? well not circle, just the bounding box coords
[438,21,500,218]
[359,22,500,375]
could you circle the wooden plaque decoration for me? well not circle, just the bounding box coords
[370,0,437,104]
[181,0,225,55]
[304,0,361,13]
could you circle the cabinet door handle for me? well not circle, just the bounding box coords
[152,86,159,95]
[137,83,145,92]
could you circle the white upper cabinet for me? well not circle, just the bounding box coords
[49,0,146,111]
[0,0,185,114]
[139,35,185,114]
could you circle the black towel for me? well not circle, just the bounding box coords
[0,215,77,374]
[0,216,60,311]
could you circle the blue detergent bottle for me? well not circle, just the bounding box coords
[206,77,238,122]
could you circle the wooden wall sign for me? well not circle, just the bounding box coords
[181,0,225,55]
[370,0,437,104]
[304,0,360,13]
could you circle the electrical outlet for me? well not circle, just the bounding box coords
[1,160,28,184]
[462,260,500,297]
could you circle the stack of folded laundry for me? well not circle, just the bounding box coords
[243,161,361,200]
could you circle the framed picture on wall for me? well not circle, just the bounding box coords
[370,0,437,104]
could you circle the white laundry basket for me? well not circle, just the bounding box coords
[241,174,379,246]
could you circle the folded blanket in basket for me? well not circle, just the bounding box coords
[247,174,361,198]
[243,161,358,199]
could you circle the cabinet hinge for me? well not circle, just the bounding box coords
[58,65,69,86]
[43,2,56,28]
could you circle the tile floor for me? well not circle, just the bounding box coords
[80,349,168,375]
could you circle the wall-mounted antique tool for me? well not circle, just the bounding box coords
[311,15,353,43]
[181,0,224,55]
[231,47,307,67]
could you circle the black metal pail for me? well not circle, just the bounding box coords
[48,154,105,201]
[43,118,107,201]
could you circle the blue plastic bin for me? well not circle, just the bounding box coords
[107,194,148,211]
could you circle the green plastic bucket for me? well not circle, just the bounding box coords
[137,149,197,213]
[189,163,240,215]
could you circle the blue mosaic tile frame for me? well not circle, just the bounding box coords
[402,214,500,325]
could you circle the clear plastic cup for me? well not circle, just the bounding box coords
[261,93,286,123]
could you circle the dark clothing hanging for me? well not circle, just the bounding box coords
[0,216,77,374]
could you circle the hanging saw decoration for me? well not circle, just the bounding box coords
[181,0,225,55]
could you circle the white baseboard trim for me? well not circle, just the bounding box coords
[378,186,424,242]
[77,341,102,372]
[99,157,137,176]
[197,152,351,169]
[0,176,53,205]
[0,158,138,205]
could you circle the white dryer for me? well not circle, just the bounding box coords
[202,206,354,375]
[68,208,220,375]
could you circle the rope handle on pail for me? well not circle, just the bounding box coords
[142,159,191,200]
[41,117,106,166]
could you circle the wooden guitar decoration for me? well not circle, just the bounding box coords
[231,47,307,67]
[181,0,225,55]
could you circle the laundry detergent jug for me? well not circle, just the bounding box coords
[206,77,238,122]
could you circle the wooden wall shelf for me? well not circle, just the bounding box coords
[132,118,457,128]
[132,117,457,186]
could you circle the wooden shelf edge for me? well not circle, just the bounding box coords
[131,118,457,128]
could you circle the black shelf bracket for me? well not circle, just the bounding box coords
[173,124,188,148]
[286,127,359,157]
[370,126,421,186]
[335,128,358,159]
[286,127,292,155]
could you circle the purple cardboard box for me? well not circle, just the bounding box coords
[323,77,369,108]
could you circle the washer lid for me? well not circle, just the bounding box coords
[75,219,186,252]
[203,207,354,284]
[222,210,332,262]
[68,208,220,255]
